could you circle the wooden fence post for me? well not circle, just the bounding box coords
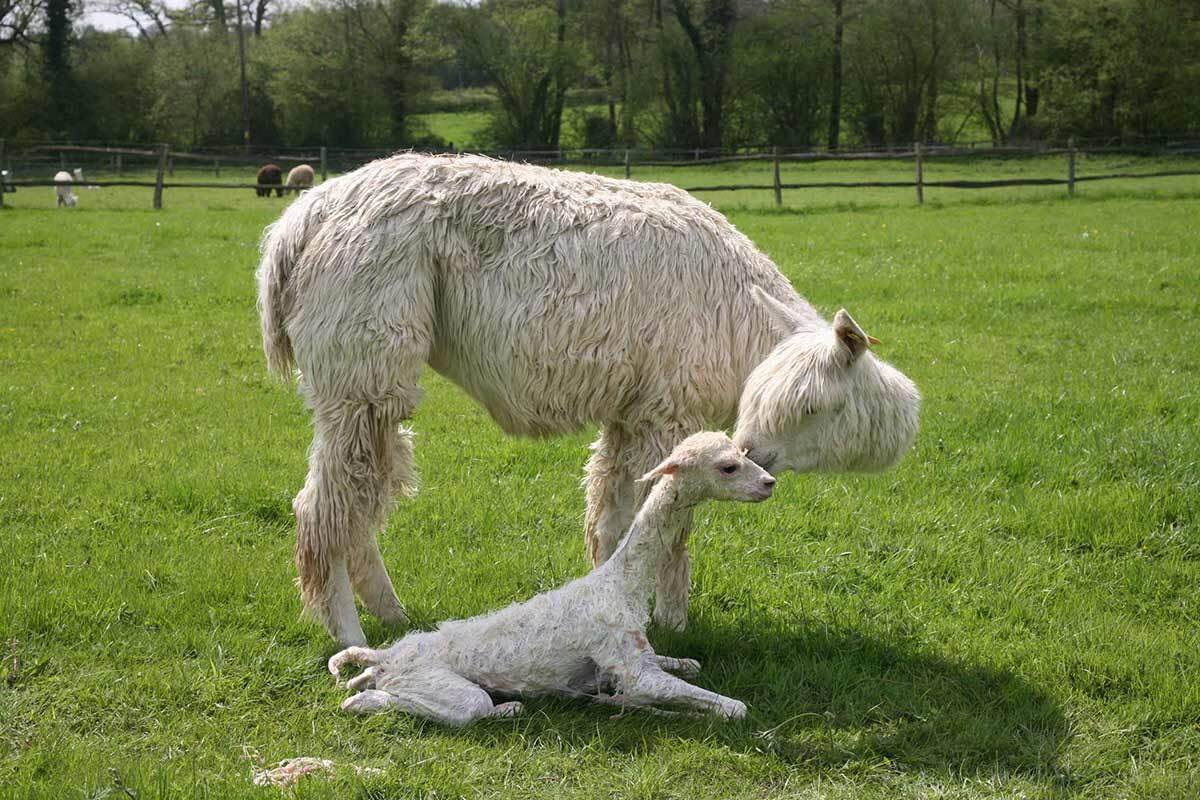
[914,141,925,204]
[60,151,66,170]
[167,156,174,177]
[153,144,168,210]
[1067,136,1076,197]
[320,146,327,182]
[773,146,782,207]
[624,149,631,180]
[115,153,122,175]
[214,159,220,177]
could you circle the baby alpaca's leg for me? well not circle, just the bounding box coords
[652,655,701,677]
[626,668,746,720]
[351,666,523,727]
[341,689,396,715]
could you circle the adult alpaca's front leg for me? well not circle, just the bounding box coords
[652,509,694,631]
[584,425,639,565]
[586,423,701,630]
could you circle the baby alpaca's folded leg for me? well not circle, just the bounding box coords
[652,655,701,676]
[362,666,516,727]
[341,689,396,715]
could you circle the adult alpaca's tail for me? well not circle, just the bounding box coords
[255,188,325,379]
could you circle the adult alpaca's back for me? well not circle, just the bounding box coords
[261,154,791,435]
[257,153,920,646]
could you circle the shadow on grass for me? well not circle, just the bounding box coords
[429,614,1072,790]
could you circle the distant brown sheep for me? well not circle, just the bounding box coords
[286,164,315,195]
[256,164,283,198]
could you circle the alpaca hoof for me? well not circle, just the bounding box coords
[376,602,409,627]
[674,658,701,677]
[720,701,746,720]
[346,668,377,692]
[335,628,369,649]
[491,701,524,718]
[652,604,688,632]
[341,690,394,715]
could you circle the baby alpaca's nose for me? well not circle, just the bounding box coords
[762,476,776,487]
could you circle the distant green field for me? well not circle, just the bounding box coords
[411,110,492,149]
[1,162,1198,798]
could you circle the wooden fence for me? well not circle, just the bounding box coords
[4,139,1200,210]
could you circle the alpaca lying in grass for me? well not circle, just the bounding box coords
[328,432,774,726]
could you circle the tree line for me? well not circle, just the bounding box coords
[2,0,1198,151]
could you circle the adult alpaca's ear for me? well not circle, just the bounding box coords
[832,309,880,361]
[637,458,680,483]
[752,285,805,337]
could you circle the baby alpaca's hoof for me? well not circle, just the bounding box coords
[720,700,747,720]
[341,690,395,715]
[675,658,702,677]
[491,701,524,718]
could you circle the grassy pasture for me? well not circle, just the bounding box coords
[1,162,1198,798]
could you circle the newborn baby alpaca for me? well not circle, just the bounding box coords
[329,431,775,725]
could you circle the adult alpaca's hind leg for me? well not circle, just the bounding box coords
[294,396,419,646]
[349,426,418,626]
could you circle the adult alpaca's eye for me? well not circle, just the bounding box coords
[720,463,739,474]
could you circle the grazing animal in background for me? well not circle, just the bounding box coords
[54,170,78,207]
[285,164,315,195]
[256,153,920,647]
[329,432,773,726]
[256,164,283,198]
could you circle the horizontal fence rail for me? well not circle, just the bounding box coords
[4,138,1200,210]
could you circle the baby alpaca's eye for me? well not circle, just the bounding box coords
[720,463,739,475]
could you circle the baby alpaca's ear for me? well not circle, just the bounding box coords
[638,458,680,483]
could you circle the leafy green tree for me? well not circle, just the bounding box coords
[42,0,77,135]
[441,0,578,150]
[727,1,829,149]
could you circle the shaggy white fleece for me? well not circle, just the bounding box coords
[328,432,775,726]
[256,153,920,645]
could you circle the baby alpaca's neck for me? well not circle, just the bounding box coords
[602,478,696,604]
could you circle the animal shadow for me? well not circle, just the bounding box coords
[440,613,1071,788]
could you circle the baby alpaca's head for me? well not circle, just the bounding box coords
[641,432,776,504]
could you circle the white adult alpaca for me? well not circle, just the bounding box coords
[285,164,315,195]
[256,153,920,646]
[329,432,773,726]
[54,170,78,207]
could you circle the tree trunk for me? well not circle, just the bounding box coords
[1008,0,1027,139]
[827,0,844,150]
[43,0,73,134]
[671,0,735,150]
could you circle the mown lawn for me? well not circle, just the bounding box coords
[1,165,1198,798]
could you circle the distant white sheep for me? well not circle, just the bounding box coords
[54,169,80,207]
[257,153,921,647]
[329,432,774,725]
[285,164,315,195]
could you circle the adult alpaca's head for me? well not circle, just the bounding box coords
[733,287,920,474]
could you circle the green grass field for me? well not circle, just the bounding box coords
[1,162,1198,798]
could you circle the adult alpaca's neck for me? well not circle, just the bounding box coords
[601,477,697,603]
[735,277,823,385]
